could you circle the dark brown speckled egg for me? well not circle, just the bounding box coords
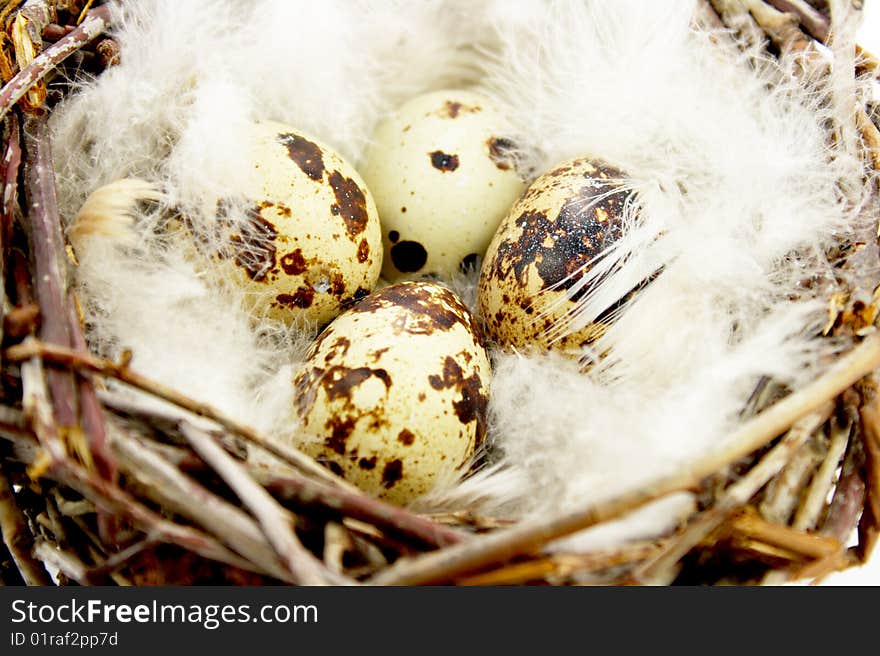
[207,121,382,326]
[292,281,491,505]
[478,157,635,354]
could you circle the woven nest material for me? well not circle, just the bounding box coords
[0,0,878,587]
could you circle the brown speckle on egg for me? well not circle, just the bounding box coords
[292,281,491,505]
[328,170,369,239]
[277,132,325,182]
[429,150,459,172]
[382,459,404,488]
[280,249,307,275]
[390,240,428,273]
[478,157,636,353]
[357,238,370,263]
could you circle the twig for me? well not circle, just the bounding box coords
[632,409,829,585]
[857,398,880,561]
[110,427,296,582]
[264,475,467,549]
[765,0,829,42]
[455,541,665,586]
[83,536,157,583]
[726,507,842,560]
[18,353,260,574]
[6,339,351,489]
[21,113,77,429]
[33,540,86,584]
[0,463,52,584]
[1,111,21,333]
[0,3,110,123]
[180,422,338,586]
[370,333,880,585]
[709,0,770,49]
[100,387,466,549]
[792,417,851,530]
[759,428,824,524]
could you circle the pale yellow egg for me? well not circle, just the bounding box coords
[292,281,491,505]
[203,121,382,326]
[360,90,525,281]
[478,157,634,354]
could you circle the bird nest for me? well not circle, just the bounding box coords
[0,0,878,587]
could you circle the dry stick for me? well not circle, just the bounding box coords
[765,0,829,42]
[68,304,115,481]
[0,3,110,123]
[98,388,467,549]
[18,354,258,574]
[1,111,21,329]
[792,418,851,530]
[113,434,294,582]
[83,537,158,583]
[5,340,351,490]
[857,399,880,561]
[33,540,88,584]
[0,464,52,584]
[759,429,824,524]
[264,475,466,549]
[107,394,468,551]
[180,422,339,586]
[709,0,771,49]
[111,428,304,583]
[632,409,831,585]
[726,507,842,559]
[23,110,116,551]
[21,113,77,430]
[370,334,880,586]
[456,541,665,587]
[821,456,866,542]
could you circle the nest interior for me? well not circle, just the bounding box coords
[0,0,879,587]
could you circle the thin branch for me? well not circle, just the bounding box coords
[180,422,338,586]
[371,331,880,585]
[858,397,880,561]
[0,463,52,584]
[765,0,829,42]
[264,475,467,550]
[6,339,351,489]
[792,417,851,530]
[0,3,111,123]
[100,387,466,549]
[632,409,830,585]
[21,113,77,429]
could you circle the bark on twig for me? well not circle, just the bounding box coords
[180,422,339,586]
[632,409,831,584]
[372,326,877,586]
[0,464,52,584]
[0,3,110,123]
[6,339,350,489]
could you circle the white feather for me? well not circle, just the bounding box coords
[50,0,874,554]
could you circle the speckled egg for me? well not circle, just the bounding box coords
[359,90,526,281]
[292,281,491,505]
[478,157,635,354]
[203,121,382,326]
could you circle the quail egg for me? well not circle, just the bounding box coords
[359,90,526,281]
[202,121,382,326]
[478,157,635,353]
[292,281,491,505]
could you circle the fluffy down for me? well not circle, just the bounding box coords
[50,1,875,556]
